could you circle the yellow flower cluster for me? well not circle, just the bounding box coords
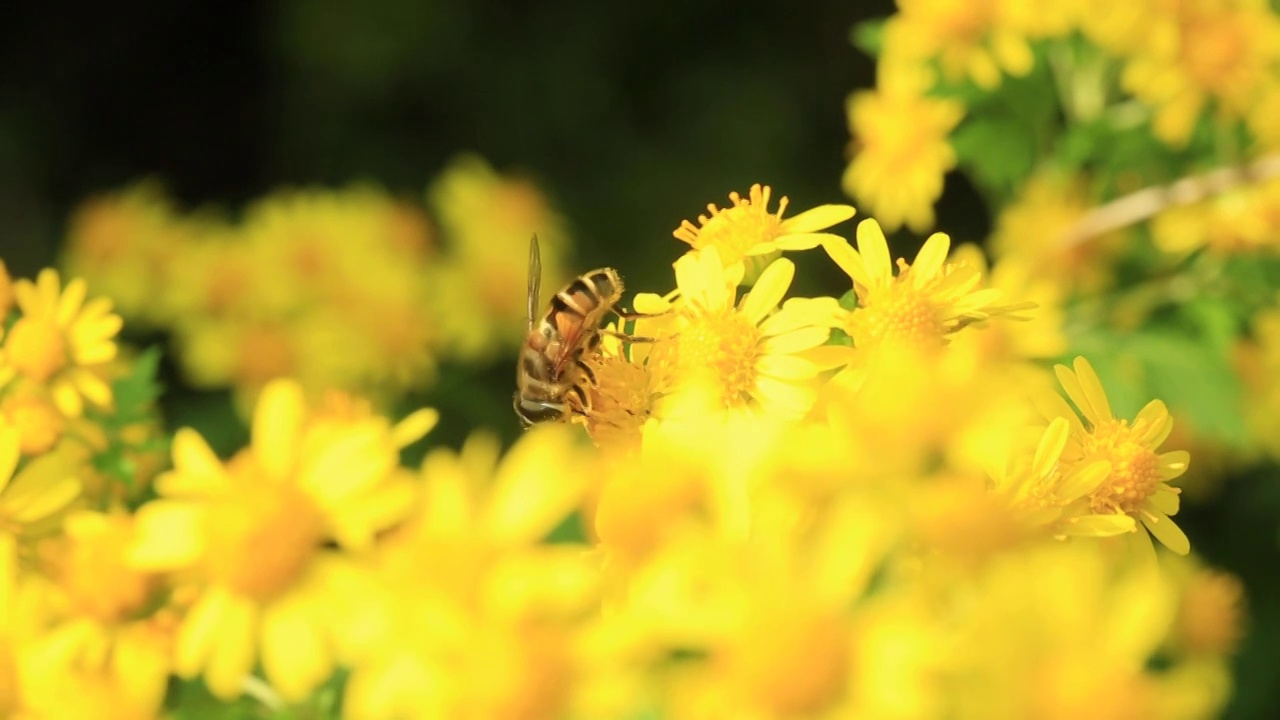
[60,155,570,409]
[1,189,1244,718]
[845,0,1280,232]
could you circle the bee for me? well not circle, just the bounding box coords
[514,234,645,428]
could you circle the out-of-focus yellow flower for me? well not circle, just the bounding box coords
[0,270,121,419]
[673,184,854,273]
[990,170,1121,291]
[20,510,171,720]
[1044,357,1191,556]
[1105,0,1280,145]
[944,541,1230,720]
[60,183,182,324]
[884,0,1068,90]
[0,259,13,318]
[950,243,1067,360]
[1,386,67,457]
[128,380,437,701]
[0,423,81,544]
[634,248,830,420]
[842,87,964,232]
[819,219,1020,354]
[1152,177,1280,255]
[343,425,599,720]
[1236,307,1280,459]
[429,154,570,360]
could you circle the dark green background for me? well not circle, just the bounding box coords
[1,2,1275,718]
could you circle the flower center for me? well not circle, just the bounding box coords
[203,457,326,600]
[1081,420,1162,516]
[694,205,782,262]
[677,311,760,406]
[236,325,296,387]
[1183,17,1247,90]
[6,317,69,383]
[56,516,157,623]
[2,393,66,456]
[848,275,946,351]
[585,354,654,452]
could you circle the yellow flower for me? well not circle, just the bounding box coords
[636,248,830,420]
[820,219,1019,353]
[1,270,121,418]
[1238,308,1280,459]
[0,423,81,543]
[1112,0,1280,145]
[672,184,854,273]
[128,379,437,701]
[885,0,1048,90]
[59,183,182,323]
[428,154,571,359]
[1044,357,1191,555]
[343,426,600,720]
[842,87,964,233]
[1151,177,1280,255]
[944,541,1230,720]
[20,510,171,720]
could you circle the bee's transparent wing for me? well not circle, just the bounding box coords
[527,233,542,331]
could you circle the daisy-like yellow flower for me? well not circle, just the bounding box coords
[819,219,1022,353]
[343,425,600,720]
[842,87,964,233]
[21,510,172,720]
[672,184,854,273]
[635,248,830,420]
[0,270,122,419]
[0,422,81,543]
[1112,0,1280,146]
[128,380,438,701]
[885,0,1041,90]
[1043,357,1191,556]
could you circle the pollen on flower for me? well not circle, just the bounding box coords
[6,317,69,383]
[850,268,948,350]
[586,353,656,451]
[676,310,760,406]
[1081,420,1168,516]
[202,461,326,600]
[674,184,787,263]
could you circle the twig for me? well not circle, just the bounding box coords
[1060,154,1280,249]
[241,675,286,713]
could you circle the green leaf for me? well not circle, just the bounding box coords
[111,346,165,426]
[850,18,886,57]
[951,115,1038,201]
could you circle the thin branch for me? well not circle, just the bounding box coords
[1060,154,1280,249]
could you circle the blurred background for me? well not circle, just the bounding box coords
[1,2,1276,718]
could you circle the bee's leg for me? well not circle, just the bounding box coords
[613,308,670,321]
[599,329,661,343]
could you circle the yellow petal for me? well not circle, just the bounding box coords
[740,258,793,325]
[171,425,229,481]
[261,593,333,702]
[1136,400,1173,448]
[780,203,856,233]
[204,594,260,699]
[1031,417,1070,480]
[69,368,113,407]
[910,232,951,287]
[1148,485,1181,515]
[484,426,586,547]
[1073,356,1114,423]
[5,475,79,523]
[758,326,830,354]
[772,232,840,251]
[0,424,19,494]
[56,278,88,326]
[855,219,894,289]
[392,408,439,449]
[128,501,205,569]
[175,588,231,678]
[1057,460,1112,500]
[52,380,84,418]
[756,354,817,380]
[633,293,672,314]
[1068,513,1136,537]
[1140,510,1190,555]
[821,237,871,289]
[1159,450,1190,479]
[253,379,305,480]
